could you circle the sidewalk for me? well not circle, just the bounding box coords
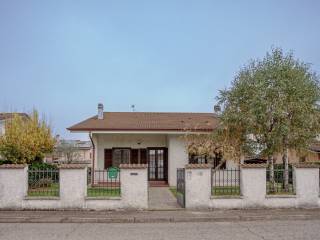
[1,208,320,223]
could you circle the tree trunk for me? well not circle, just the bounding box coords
[268,155,275,192]
[282,148,289,191]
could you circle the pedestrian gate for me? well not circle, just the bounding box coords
[176,168,185,208]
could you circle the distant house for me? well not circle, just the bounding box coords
[44,139,93,165]
[0,112,29,136]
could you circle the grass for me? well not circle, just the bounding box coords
[212,186,241,196]
[266,182,295,195]
[169,187,177,198]
[27,183,59,197]
[87,187,121,197]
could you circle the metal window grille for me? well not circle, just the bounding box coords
[266,167,294,195]
[28,168,59,197]
[87,168,121,197]
[211,168,240,196]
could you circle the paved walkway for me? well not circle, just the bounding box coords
[148,187,181,210]
[1,208,320,223]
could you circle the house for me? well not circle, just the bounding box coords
[68,104,320,186]
[44,139,93,165]
[68,104,220,186]
[0,112,29,136]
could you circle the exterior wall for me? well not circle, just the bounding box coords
[185,164,320,209]
[93,133,167,169]
[167,135,188,186]
[185,167,211,208]
[273,149,319,164]
[0,166,27,208]
[0,165,148,210]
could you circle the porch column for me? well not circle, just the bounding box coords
[120,164,148,209]
[293,163,319,207]
[167,135,188,186]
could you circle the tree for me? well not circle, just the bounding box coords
[0,110,56,164]
[218,47,320,188]
[54,140,80,163]
[183,124,250,169]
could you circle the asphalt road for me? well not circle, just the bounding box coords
[0,220,320,240]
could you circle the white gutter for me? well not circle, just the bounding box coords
[70,130,211,135]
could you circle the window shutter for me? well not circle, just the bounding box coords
[104,149,112,169]
[140,149,147,164]
[131,149,139,164]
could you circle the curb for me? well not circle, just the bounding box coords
[0,214,319,223]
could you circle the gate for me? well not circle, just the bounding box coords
[176,168,185,208]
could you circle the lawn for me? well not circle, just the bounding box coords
[27,183,59,197]
[212,186,241,196]
[266,182,295,195]
[87,187,121,197]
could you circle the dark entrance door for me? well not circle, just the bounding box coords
[148,148,167,181]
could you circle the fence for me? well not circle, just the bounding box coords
[266,167,294,195]
[87,168,121,197]
[28,168,59,197]
[211,168,240,196]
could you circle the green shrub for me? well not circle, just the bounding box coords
[29,162,57,170]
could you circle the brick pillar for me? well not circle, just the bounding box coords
[0,164,28,209]
[120,164,148,209]
[241,164,267,207]
[293,163,319,207]
[58,164,87,208]
[185,164,211,209]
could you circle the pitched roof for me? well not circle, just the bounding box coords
[0,113,29,121]
[68,112,219,132]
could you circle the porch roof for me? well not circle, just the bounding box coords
[68,112,219,133]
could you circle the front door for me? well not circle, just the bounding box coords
[148,148,167,181]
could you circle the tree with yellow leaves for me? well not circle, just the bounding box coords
[0,110,56,164]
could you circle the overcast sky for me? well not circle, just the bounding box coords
[1,0,320,140]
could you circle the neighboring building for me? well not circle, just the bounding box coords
[45,139,93,165]
[0,112,29,136]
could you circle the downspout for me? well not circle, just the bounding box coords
[89,132,95,185]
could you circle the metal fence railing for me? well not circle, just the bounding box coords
[266,168,294,195]
[28,168,59,197]
[211,168,240,196]
[87,168,121,197]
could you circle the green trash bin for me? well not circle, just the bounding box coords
[107,167,119,179]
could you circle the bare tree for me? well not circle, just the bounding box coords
[54,140,80,163]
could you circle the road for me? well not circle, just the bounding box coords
[0,220,320,240]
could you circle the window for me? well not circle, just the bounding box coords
[112,149,130,167]
[188,153,226,169]
[189,154,207,164]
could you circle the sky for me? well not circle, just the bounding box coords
[0,0,320,140]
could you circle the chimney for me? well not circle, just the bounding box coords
[214,105,221,115]
[98,103,104,120]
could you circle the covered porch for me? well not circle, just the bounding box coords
[90,133,188,186]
